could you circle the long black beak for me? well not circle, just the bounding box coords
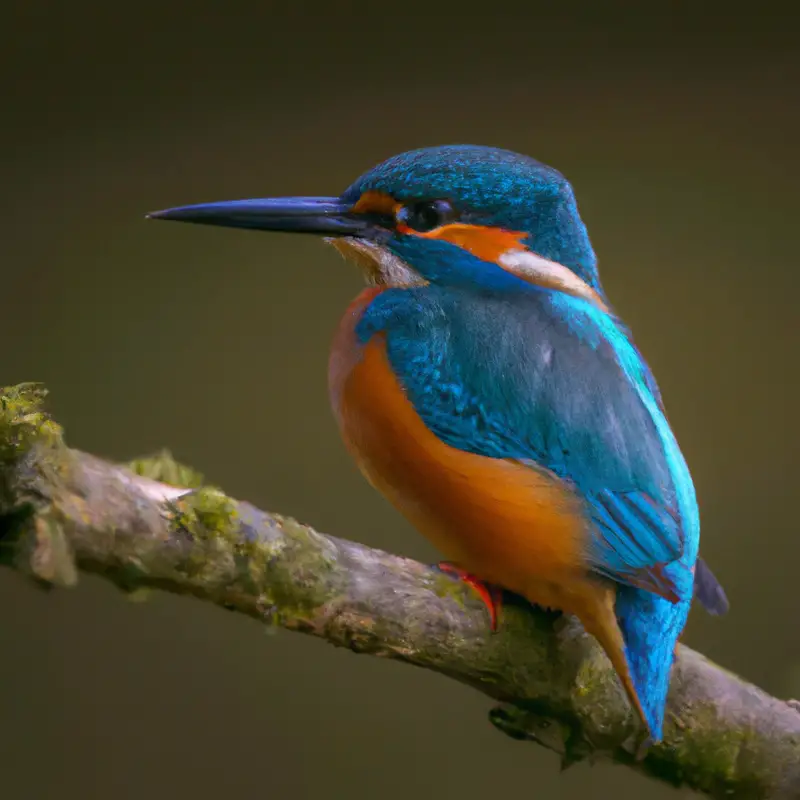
[147,196,383,237]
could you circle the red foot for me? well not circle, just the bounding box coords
[436,562,503,632]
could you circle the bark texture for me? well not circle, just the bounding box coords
[1,383,799,798]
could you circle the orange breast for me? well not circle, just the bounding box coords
[328,291,595,611]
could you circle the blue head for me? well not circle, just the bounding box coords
[149,145,603,304]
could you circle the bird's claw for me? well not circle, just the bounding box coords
[434,561,503,631]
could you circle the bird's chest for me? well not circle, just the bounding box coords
[327,287,422,497]
[327,288,589,597]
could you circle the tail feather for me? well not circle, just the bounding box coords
[615,585,690,741]
[694,557,729,616]
[579,584,653,738]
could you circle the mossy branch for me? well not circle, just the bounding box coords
[1,384,798,799]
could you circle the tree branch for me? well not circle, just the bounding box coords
[1,384,798,798]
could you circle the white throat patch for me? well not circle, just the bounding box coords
[325,237,426,287]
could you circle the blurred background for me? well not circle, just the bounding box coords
[1,3,798,798]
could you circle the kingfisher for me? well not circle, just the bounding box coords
[148,145,728,742]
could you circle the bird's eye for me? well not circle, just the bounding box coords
[395,199,457,232]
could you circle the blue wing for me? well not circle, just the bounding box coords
[357,285,691,600]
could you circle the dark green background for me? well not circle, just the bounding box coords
[2,4,798,798]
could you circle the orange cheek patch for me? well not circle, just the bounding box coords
[412,223,530,263]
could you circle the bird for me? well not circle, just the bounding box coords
[148,144,728,743]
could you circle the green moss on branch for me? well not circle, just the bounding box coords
[128,449,204,488]
[0,383,63,464]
